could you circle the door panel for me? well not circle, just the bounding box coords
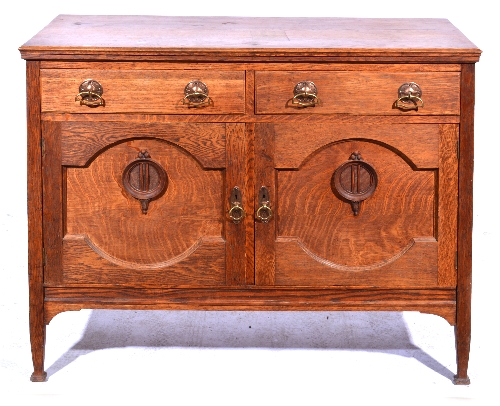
[43,121,246,286]
[255,123,456,288]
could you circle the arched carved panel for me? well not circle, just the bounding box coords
[65,138,223,269]
[277,140,435,269]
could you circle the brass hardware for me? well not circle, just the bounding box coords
[75,79,105,107]
[395,82,424,110]
[256,186,273,223]
[122,150,168,214]
[183,80,213,108]
[228,186,245,224]
[291,81,321,107]
[332,152,378,216]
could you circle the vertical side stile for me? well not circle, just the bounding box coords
[27,61,47,382]
[455,63,475,385]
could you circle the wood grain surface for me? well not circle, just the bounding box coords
[26,61,47,382]
[256,71,460,115]
[43,112,461,125]
[244,123,256,284]
[20,16,481,62]
[43,287,457,325]
[60,122,226,168]
[41,69,245,114]
[62,235,226,285]
[455,63,475,384]
[276,139,435,272]
[64,138,225,284]
[39,61,463,72]
[254,124,276,285]
[438,125,459,286]
[275,237,437,286]
[225,124,247,285]
[274,123,439,169]
[42,122,63,284]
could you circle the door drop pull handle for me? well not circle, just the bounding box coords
[256,186,273,223]
[228,186,245,224]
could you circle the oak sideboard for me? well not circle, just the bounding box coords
[20,15,481,383]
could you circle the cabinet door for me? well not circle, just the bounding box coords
[42,122,247,286]
[255,123,458,288]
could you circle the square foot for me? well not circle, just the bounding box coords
[453,374,470,385]
[30,371,47,382]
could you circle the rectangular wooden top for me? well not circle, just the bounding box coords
[19,15,481,62]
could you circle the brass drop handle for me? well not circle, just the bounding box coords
[256,186,273,223]
[291,81,321,107]
[228,187,245,224]
[395,82,424,110]
[75,79,105,107]
[183,80,213,108]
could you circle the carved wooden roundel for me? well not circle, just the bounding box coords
[122,150,168,214]
[332,151,378,216]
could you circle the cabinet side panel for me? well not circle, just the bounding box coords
[27,61,47,381]
[438,124,459,286]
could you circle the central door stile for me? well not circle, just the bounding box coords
[255,123,276,285]
[225,123,248,285]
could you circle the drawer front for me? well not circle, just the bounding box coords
[255,71,460,115]
[41,69,245,114]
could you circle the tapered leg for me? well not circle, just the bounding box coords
[454,63,475,385]
[454,323,470,385]
[27,61,46,381]
[29,303,47,382]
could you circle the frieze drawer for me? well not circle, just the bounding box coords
[41,69,246,114]
[255,70,460,115]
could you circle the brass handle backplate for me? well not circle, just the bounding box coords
[183,80,213,108]
[256,186,273,223]
[395,82,424,110]
[228,186,245,224]
[75,79,105,107]
[291,81,321,107]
